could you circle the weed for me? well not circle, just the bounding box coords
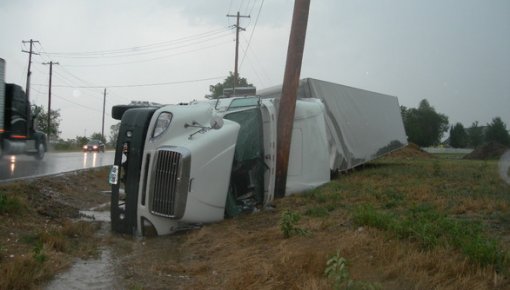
[130,285,145,290]
[0,192,24,214]
[325,251,349,289]
[305,207,329,218]
[352,204,394,231]
[375,188,405,209]
[432,160,442,177]
[308,189,328,203]
[32,242,47,263]
[61,220,98,238]
[473,161,489,180]
[325,251,381,290]
[280,210,310,238]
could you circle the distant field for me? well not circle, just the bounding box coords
[422,147,474,155]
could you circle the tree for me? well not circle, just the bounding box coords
[208,72,254,99]
[485,117,510,146]
[90,132,107,144]
[32,105,62,139]
[449,123,468,148]
[75,136,89,147]
[109,122,121,146]
[401,99,449,147]
[467,121,484,148]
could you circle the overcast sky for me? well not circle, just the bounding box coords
[1,0,509,140]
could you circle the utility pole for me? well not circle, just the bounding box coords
[42,61,59,141]
[102,88,106,141]
[226,11,250,92]
[274,0,311,198]
[22,39,39,135]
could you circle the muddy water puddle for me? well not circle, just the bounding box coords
[45,248,118,290]
[45,209,188,289]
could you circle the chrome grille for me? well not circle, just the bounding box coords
[149,147,190,218]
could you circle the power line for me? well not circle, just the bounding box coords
[239,35,273,86]
[37,44,128,103]
[40,28,233,58]
[238,0,246,12]
[57,41,232,67]
[227,0,234,15]
[247,0,258,17]
[31,87,105,114]
[32,76,227,89]
[240,0,264,68]
[239,43,265,87]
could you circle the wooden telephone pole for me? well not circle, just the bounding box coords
[274,0,311,198]
[42,61,59,141]
[22,39,39,135]
[226,11,250,92]
[102,88,106,141]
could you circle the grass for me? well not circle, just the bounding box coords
[0,221,101,290]
[0,168,110,290]
[1,148,510,289]
[168,148,510,289]
[352,203,508,270]
[0,192,25,214]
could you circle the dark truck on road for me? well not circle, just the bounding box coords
[0,58,47,159]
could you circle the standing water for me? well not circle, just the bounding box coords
[44,205,188,289]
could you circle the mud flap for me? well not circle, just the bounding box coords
[111,108,157,234]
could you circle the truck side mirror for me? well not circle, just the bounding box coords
[210,116,224,130]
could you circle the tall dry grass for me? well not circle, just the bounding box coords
[170,155,510,289]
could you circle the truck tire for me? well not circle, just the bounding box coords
[35,142,45,160]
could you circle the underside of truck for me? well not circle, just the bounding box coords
[110,107,158,235]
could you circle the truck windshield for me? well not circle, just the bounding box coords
[227,97,260,111]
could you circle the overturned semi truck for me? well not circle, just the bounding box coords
[109,78,407,236]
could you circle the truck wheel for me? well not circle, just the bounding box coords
[35,143,45,160]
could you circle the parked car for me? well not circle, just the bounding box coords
[83,139,105,152]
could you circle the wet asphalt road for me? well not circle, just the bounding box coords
[0,151,115,182]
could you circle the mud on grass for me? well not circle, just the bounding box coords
[0,168,110,290]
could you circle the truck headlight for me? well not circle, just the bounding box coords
[152,112,173,138]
